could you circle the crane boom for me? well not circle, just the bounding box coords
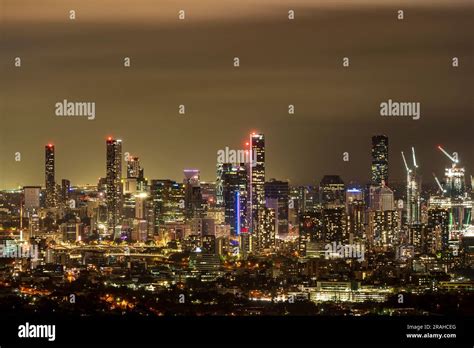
[438,145,458,164]
[432,173,446,193]
[401,151,411,172]
[411,147,418,168]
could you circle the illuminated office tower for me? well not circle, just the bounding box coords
[322,207,347,243]
[126,156,141,178]
[248,133,265,237]
[298,211,323,256]
[45,144,56,208]
[345,188,365,240]
[239,231,253,259]
[293,186,317,213]
[222,164,248,236]
[150,179,185,235]
[319,175,345,208]
[106,137,123,237]
[368,184,397,248]
[257,207,276,250]
[371,135,389,186]
[61,179,71,204]
[408,223,425,253]
[126,155,146,191]
[367,210,398,248]
[427,207,450,252]
[407,171,421,225]
[28,214,40,239]
[184,169,203,219]
[265,179,289,237]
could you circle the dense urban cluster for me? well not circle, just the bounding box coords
[0,133,473,316]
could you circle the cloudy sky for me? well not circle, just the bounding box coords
[1,0,473,189]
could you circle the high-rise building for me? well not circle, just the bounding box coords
[367,210,399,248]
[406,170,421,225]
[126,156,141,178]
[61,179,71,204]
[201,182,217,208]
[408,223,425,252]
[45,144,56,208]
[184,169,203,219]
[106,137,123,237]
[427,207,449,252]
[319,175,345,208]
[322,207,347,243]
[222,164,248,236]
[264,179,289,237]
[345,188,365,241]
[257,207,276,251]
[371,135,389,186]
[150,179,185,235]
[248,133,265,238]
[298,211,323,256]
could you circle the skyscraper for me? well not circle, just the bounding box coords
[371,135,389,186]
[184,169,203,219]
[319,175,345,208]
[427,207,450,252]
[298,211,323,256]
[126,156,141,178]
[264,179,289,237]
[150,179,185,236]
[257,207,276,250]
[61,179,71,204]
[346,188,365,240]
[222,163,248,236]
[248,133,265,242]
[45,144,56,208]
[402,147,421,225]
[106,137,123,237]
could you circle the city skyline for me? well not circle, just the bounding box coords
[1,133,471,190]
[0,2,472,342]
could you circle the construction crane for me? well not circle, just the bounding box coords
[401,151,411,173]
[432,173,446,193]
[411,147,418,168]
[438,145,459,164]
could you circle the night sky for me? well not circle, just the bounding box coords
[1,0,473,189]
